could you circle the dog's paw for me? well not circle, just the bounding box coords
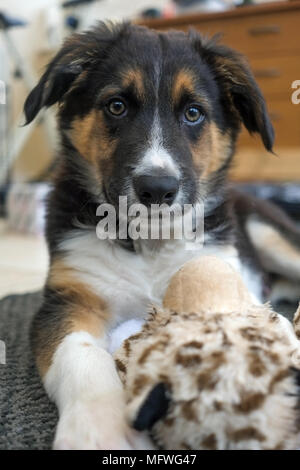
[53,399,132,450]
[53,398,154,450]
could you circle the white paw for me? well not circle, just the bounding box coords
[53,398,154,450]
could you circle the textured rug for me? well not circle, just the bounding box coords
[0,291,297,450]
[0,292,57,450]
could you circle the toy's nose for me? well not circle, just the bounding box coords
[133,175,179,206]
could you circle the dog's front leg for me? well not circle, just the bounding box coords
[47,332,130,450]
[31,266,152,450]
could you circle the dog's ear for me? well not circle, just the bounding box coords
[24,21,128,124]
[24,63,83,124]
[132,383,170,431]
[24,46,86,124]
[195,34,274,152]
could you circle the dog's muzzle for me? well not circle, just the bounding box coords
[133,175,179,206]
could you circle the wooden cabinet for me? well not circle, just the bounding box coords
[140,1,300,181]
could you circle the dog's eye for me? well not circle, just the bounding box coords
[184,106,205,124]
[107,99,127,117]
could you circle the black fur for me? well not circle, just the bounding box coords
[24,64,83,124]
[23,23,275,255]
[25,22,287,381]
[194,34,274,151]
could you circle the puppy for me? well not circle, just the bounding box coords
[24,22,300,449]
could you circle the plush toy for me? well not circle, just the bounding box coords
[113,256,300,450]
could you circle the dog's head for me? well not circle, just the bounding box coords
[24,22,273,209]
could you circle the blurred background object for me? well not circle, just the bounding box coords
[0,0,299,298]
[6,182,51,235]
[173,0,230,13]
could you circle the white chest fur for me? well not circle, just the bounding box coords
[59,230,259,327]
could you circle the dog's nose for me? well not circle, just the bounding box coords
[134,175,179,206]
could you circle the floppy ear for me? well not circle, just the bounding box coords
[196,35,274,152]
[132,383,170,431]
[24,60,83,124]
[24,21,127,124]
[23,33,91,125]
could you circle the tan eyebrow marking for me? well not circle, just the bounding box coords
[172,69,196,104]
[121,68,145,100]
[172,68,211,110]
[98,85,124,102]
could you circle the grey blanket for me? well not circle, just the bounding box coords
[0,291,296,450]
[0,292,57,450]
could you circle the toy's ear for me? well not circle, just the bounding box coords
[291,366,300,388]
[195,34,274,152]
[132,383,170,431]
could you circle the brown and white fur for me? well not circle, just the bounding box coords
[114,257,300,450]
[23,22,300,449]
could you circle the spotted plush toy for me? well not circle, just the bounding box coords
[114,256,300,450]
